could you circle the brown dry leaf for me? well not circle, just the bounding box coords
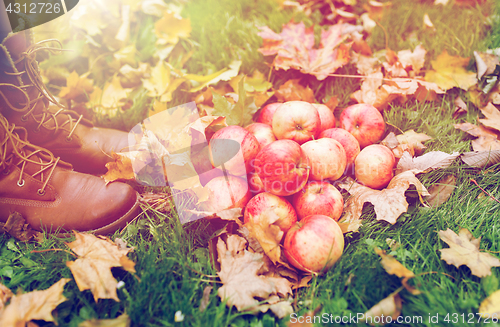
[479,103,500,133]
[59,71,94,101]
[438,228,500,278]
[425,175,457,207]
[338,172,430,224]
[78,314,130,327]
[396,130,432,156]
[474,51,500,79]
[199,286,213,313]
[119,63,149,88]
[361,292,402,325]
[424,50,477,90]
[258,22,353,80]
[216,235,292,313]
[0,283,13,312]
[460,150,500,168]
[478,290,500,317]
[454,95,468,117]
[374,248,414,278]
[1,211,39,242]
[0,278,70,326]
[454,122,500,151]
[102,152,136,185]
[66,232,136,302]
[397,45,427,76]
[243,209,284,264]
[396,151,460,174]
[274,79,315,103]
[185,208,242,221]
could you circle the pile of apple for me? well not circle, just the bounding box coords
[202,101,395,273]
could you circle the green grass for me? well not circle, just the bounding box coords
[2,0,500,326]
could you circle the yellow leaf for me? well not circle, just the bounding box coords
[102,152,136,185]
[0,279,70,326]
[374,248,415,278]
[438,228,500,278]
[155,11,191,45]
[142,61,185,102]
[78,313,131,327]
[424,50,477,90]
[59,71,94,101]
[187,61,241,93]
[479,290,500,317]
[66,232,136,302]
[92,75,132,109]
[243,209,284,264]
[479,102,500,133]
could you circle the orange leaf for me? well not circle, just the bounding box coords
[275,79,315,102]
[424,50,477,90]
[102,152,136,185]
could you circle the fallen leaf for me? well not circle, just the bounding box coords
[102,152,136,185]
[438,228,500,278]
[396,130,432,155]
[243,209,284,264]
[460,150,500,167]
[142,61,186,102]
[59,71,94,101]
[91,75,132,109]
[78,314,131,327]
[199,286,213,313]
[265,298,294,319]
[422,13,436,32]
[216,235,292,313]
[453,95,468,117]
[425,175,457,207]
[454,122,500,151]
[397,45,427,76]
[186,208,242,221]
[425,50,477,90]
[474,51,500,79]
[361,292,402,325]
[374,248,414,278]
[141,0,167,16]
[258,22,354,80]
[119,63,149,88]
[154,11,191,45]
[66,232,136,302]
[212,79,259,127]
[186,61,241,93]
[0,283,13,312]
[1,211,39,242]
[0,278,70,326]
[396,151,460,174]
[274,79,315,103]
[479,103,500,133]
[478,289,500,317]
[338,172,430,224]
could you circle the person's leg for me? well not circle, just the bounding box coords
[0,0,12,45]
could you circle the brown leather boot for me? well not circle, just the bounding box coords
[0,114,140,234]
[0,30,129,174]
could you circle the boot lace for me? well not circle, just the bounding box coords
[2,39,83,140]
[0,115,59,195]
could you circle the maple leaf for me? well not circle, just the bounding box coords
[228,71,274,108]
[78,313,131,327]
[337,171,430,224]
[479,102,500,133]
[258,22,353,80]
[154,11,191,45]
[395,151,460,174]
[424,50,477,90]
[243,209,284,264]
[186,61,241,93]
[142,61,186,103]
[1,211,39,242]
[212,79,259,126]
[454,122,500,151]
[66,232,136,302]
[102,152,136,185]
[438,228,500,277]
[0,278,70,326]
[479,289,500,317]
[474,51,500,80]
[274,79,315,103]
[216,235,292,313]
[119,63,149,88]
[425,175,457,207]
[91,75,132,109]
[59,71,94,101]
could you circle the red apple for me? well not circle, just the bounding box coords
[292,181,344,221]
[204,175,252,212]
[355,144,395,189]
[209,125,260,176]
[257,102,282,125]
[319,128,360,168]
[312,103,336,132]
[272,101,320,145]
[300,138,346,181]
[284,215,344,273]
[244,192,297,232]
[245,123,277,148]
[254,139,310,196]
[248,171,265,194]
[339,103,385,148]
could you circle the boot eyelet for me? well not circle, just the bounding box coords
[32,128,40,134]
[21,115,28,122]
[37,189,45,196]
[65,136,73,142]
[2,169,10,175]
[17,179,25,187]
